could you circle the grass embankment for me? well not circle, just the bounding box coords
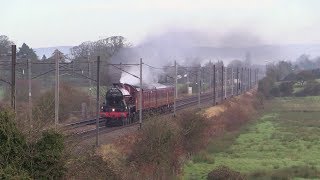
[184,96,320,179]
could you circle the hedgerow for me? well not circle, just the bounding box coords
[0,106,66,179]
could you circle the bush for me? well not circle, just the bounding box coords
[253,92,265,109]
[258,77,275,98]
[207,166,245,180]
[295,80,320,96]
[279,81,294,96]
[0,107,27,168]
[0,166,31,180]
[128,117,179,178]
[0,106,66,179]
[26,131,66,179]
[224,106,248,131]
[98,144,126,178]
[270,85,280,97]
[177,110,208,153]
[66,152,123,180]
[32,90,55,127]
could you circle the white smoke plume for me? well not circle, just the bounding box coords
[120,65,161,85]
[119,28,264,85]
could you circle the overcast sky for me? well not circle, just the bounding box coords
[1,0,319,48]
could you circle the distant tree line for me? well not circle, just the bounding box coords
[258,60,320,98]
[295,54,320,70]
[0,34,131,88]
[258,61,293,98]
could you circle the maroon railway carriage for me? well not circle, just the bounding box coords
[100,83,174,126]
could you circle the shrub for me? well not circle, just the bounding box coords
[222,95,255,131]
[0,106,66,179]
[0,107,27,168]
[270,85,280,97]
[98,144,126,178]
[0,165,31,180]
[26,131,66,179]
[207,166,245,180]
[259,76,294,98]
[128,117,179,178]
[295,80,320,96]
[66,152,123,180]
[296,70,315,86]
[32,90,55,127]
[279,81,294,96]
[253,92,265,109]
[258,77,275,98]
[177,110,208,153]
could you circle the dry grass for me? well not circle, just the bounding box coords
[65,90,259,179]
[205,105,227,118]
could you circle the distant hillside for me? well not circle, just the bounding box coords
[192,44,320,64]
[34,46,73,58]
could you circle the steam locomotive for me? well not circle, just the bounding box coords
[100,83,174,126]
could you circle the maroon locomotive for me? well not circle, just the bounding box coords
[100,83,174,126]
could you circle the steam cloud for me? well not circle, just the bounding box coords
[119,28,265,85]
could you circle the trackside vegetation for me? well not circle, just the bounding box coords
[0,106,66,179]
[64,91,259,179]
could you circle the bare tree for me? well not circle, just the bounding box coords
[0,35,13,55]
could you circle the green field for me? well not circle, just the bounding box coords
[183,96,320,179]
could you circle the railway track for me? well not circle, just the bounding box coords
[63,91,215,130]
[66,90,236,140]
[68,123,139,140]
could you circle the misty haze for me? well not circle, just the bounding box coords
[1,0,320,179]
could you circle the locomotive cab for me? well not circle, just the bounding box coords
[100,87,130,126]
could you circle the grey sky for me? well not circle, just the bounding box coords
[1,0,319,47]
